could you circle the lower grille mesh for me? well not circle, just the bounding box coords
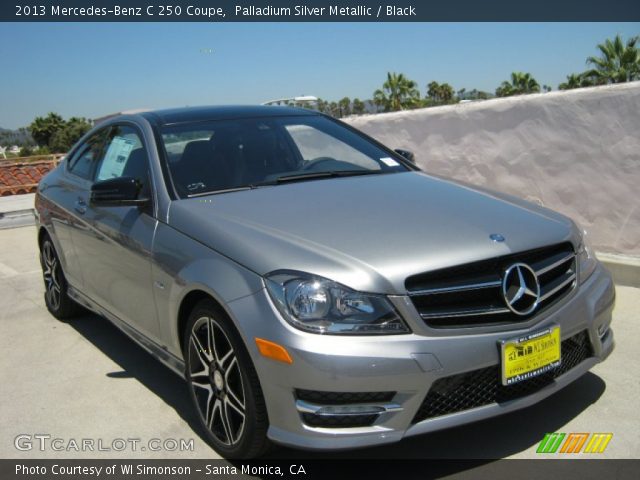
[301,413,378,428]
[412,330,593,424]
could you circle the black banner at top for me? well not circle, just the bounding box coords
[3,0,640,22]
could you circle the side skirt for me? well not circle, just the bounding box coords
[67,285,186,378]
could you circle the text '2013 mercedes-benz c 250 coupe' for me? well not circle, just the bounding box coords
[35,106,615,458]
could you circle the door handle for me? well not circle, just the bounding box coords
[74,198,87,215]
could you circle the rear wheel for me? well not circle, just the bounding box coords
[40,236,82,319]
[184,299,270,458]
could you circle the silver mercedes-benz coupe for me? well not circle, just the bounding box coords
[35,106,615,458]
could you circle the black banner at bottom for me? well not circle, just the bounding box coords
[2,459,639,480]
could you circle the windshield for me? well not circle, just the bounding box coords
[160,115,409,197]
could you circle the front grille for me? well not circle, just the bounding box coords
[406,243,577,328]
[295,390,395,405]
[301,413,378,428]
[412,331,592,424]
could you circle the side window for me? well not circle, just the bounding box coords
[95,125,150,197]
[68,129,108,180]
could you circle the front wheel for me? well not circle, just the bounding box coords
[184,299,270,458]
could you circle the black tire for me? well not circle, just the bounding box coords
[184,299,270,459]
[40,236,82,320]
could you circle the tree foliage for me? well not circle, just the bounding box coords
[558,73,596,90]
[426,81,455,105]
[338,97,351,117]
[19,145,34,157]
[373,72,421,112]
[28,113,92,152]
[558,35,639,90]
[29,113,65,147]
[352,98,365,115]
[496,72,541,97]
[586,34,640,84]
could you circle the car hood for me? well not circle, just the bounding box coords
[168,172,578,294]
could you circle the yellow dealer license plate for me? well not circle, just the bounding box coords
[500,326,561,386]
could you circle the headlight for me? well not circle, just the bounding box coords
[265,272,409,335]
[577,228,597,284]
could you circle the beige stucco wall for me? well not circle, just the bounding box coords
[345,82,640,256]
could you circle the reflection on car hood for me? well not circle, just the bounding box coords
[169,172,577,294]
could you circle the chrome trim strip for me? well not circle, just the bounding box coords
[408,280,501,296]
[539,273,576,302]
[420,306,509,319]
[295,400,403,416]
[535,253,575,276]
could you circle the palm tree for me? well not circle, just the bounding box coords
[586,34,640,84]
[373,72,420,112]
[559,73,582,90]
[316,98,328,114]
[328,102,340,117]
[427,81,440,102]
[352,98,366,115]
[338,97,351,117]
[496,72,541,97]
[426,81,455,105]
[439,83,454,103]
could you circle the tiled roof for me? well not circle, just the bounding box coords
[0,158,62,196]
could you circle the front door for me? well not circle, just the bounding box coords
[71,124,160,341]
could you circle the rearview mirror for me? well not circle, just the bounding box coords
[90,177,149,207]
[394,149,415,164]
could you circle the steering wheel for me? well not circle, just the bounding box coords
[301,157,339,171]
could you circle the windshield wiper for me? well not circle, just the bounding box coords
[187,185,255,198]
[187,170,386,196]
[261,170,383,185]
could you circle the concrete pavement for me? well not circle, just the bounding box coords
[0,193,35,229]
[0,225,638,459]
[0,193,35,214]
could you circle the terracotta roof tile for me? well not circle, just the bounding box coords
[0,159,60,196]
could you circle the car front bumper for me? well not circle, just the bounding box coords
[227,263,615,450]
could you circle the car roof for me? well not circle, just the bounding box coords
[139,105,318,126]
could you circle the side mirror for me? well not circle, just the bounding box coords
[394,149,415,164]
[90,177,148,207]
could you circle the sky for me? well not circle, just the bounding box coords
[1,22,639,128]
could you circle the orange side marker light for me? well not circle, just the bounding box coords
[255,338,293,364]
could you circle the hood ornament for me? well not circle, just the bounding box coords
[490,233,505,242]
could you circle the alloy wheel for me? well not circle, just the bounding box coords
[188,316,246,446]
[42,241,62,311]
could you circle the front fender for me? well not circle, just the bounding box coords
[151,221,263,358]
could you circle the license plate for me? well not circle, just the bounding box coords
[500,326,561,386]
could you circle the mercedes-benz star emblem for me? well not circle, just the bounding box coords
[502,263,540,315]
